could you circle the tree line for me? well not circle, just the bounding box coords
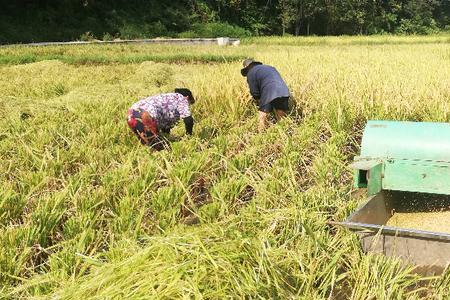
[1,0,449,43]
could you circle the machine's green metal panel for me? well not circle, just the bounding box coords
[353,169,366,188]
[350,158,382,170]
[351,158,382,189]
[383,160,450,195]
[361,121,450,162]
[351,159,383,195]
[368,163,383,196]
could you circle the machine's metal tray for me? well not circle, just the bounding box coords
[332,191,450,274]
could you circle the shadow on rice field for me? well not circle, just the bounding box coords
[0,43,249,66]
[0,53,246,66]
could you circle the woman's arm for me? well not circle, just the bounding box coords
[183,116,194,135]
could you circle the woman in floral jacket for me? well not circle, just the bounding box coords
[127,88,195,150]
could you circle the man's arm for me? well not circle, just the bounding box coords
[183,116,194,135]
[247,73,260,100]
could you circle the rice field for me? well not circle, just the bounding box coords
[1,35,450,299]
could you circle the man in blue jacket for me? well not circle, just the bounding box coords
[241,59,290,131]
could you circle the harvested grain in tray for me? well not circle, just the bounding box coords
[386,211,450,234]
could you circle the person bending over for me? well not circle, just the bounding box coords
[241,59,290,131]
[127,88,195,150]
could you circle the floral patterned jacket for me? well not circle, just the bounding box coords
[130,93,192,131]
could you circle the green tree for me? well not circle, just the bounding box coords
[278,0,297,35]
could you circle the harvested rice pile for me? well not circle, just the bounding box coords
[386,211,450,234]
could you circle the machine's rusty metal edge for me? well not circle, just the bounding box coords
[329,220,450,242]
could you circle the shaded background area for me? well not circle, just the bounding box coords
[1,0,450,44]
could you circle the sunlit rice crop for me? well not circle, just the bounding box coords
[1,35,450,298]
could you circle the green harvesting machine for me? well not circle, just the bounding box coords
[334,120,450,273]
